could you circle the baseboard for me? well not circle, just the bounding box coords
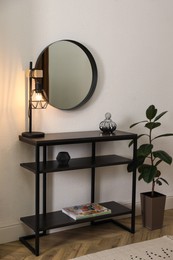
[165,195,173,210]
[1,196,173,244]
[0,223,32,244]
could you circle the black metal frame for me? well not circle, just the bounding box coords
[35,40,98,111]
[19,130,137,256]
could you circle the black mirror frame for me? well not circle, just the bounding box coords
[35,39,98,110]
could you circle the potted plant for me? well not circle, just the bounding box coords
[128,104,173,230]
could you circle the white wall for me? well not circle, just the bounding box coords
[1,0,173,244]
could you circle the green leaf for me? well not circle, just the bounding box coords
[127,156,145,172]
[136,156,146,167]
[159,177,169,185]
[130,120,148,128]
[155,170,161,177]
[146,105,157,120]
[145,122,161,130]
[154,111,167,122]
[137,144,153,157]
[138,164,157,183]
[155,159,162,167]
[128,140,133,147]
[152,133,173,141]
[138,134,150,140]
[153,150,172,164]
[138,134,149,139]
[156,179,162,185]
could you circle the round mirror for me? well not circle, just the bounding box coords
[35,40,97,110]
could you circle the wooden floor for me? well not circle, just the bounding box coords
[0,210,173,260]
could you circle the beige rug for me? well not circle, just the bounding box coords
[71,236,173,260]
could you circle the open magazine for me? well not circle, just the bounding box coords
[62,202,111,220]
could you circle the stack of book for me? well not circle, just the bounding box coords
[62,202,111,220]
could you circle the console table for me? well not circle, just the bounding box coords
[19,130,137,256]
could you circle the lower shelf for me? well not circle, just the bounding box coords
[21,201,132,232]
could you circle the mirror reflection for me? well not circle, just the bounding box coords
[35,40,97,110]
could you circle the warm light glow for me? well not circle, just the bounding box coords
[31,88,48,109]
[35,92,44,101]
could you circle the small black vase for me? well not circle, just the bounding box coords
[56,152,71,166]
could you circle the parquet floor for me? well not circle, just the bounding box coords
[0,209,173,259]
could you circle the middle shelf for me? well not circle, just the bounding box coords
[20,154,132,174]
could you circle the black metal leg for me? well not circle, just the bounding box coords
[43,147,47,213]
[35,145,40,255]
[43,162,47,213]
[43,146,47,236]
[91,168,95,203]
[19,232,45,256]
[91,142,95,203]
[20,146,41,256]
[131,136,137,233]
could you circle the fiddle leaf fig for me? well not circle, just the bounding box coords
[153,150,172,164]
[154,111,167,122]
[138,164,157,183]
[146,105,157,120]
[137,144,153,158]
[159,177,169,185]
[145,122,161,130]
[153,133,173,141]
[130,120,148,128]
[128,104,173,196]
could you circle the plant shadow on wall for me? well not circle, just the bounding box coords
[128,105,173,230]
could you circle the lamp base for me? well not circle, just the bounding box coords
[22,131,45,138]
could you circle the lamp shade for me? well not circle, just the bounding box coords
[31,81,48,109]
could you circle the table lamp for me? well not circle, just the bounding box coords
[22,61,48,138]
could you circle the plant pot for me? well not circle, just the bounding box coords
[140,191,166,230]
